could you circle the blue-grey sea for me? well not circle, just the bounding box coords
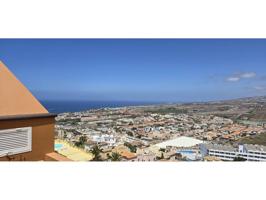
[41,100,163,114]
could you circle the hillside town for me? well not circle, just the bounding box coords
[54,97,266,161]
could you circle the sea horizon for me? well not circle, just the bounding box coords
[41,100,167,114]
[40,95,266,114]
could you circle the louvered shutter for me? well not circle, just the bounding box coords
[0,127,32,157]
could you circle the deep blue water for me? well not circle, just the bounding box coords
[41,100,163,114]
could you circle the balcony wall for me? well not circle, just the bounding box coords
[0,114,55,161]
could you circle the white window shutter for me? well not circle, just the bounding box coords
[0,127,32,157]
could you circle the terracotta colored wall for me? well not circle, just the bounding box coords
[0,61,48,116]
[0,117,55,161]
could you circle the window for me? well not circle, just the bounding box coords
[0,127,32,157]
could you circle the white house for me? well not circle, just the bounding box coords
[92,134,116,146]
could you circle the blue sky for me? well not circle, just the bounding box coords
[0,39,266,102]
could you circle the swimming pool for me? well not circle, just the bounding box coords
[176,150,195,154]
[55,143,64,151]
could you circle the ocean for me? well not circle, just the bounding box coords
[41,100,162,114]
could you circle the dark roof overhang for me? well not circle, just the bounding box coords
[0,113,57,121]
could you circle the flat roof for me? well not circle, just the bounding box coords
[205,144,236,152]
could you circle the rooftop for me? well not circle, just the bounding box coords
[155,136,203,148]
[205,143,266,152]
[205,144,236,152]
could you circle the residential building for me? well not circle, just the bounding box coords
[92,134,116,146]
[0,61,69,161]
[200,143,266,161]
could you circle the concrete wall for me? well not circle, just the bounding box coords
[0,116,55,161]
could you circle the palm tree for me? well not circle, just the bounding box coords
[107,152,122,161]
[79,136,87,144]
[75,135,87,148]
[90,145,103,161]
[124,142,137,153]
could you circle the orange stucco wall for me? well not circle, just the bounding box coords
[0,116,55,161]
[0,61,48,116]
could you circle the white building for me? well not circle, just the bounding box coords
[134,149,157,161]
[92,134,116,146]
[176,149,202,161]
[200,143,266,161]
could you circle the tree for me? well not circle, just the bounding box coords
[136,135,141,139]
[90,145,103,161]
[156,152,164,160]
[233,157,247,161]
[79,135,87,144]
[107,152,122,161]
[75,135,87,148]
[124,142,137,153]
[127,132,133,137]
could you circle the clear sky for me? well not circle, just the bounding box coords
[1,39,266,102]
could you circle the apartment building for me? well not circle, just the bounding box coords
[200,143,266,161]
[0,61,69,161]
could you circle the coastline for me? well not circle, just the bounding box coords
[41,100,168,114]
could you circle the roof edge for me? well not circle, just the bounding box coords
[0,113,57,121]
[0,61,49,115]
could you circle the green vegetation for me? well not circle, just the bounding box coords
[233,157,247,161]
[217,106,231,111]
[240,106,266,121]
[75,135,87,148]
[238,133,266,146]
[114,127,121,133]
[90,145,103,161]
[156,152,164,160]
[193,119,201,124]
[136,135,141,139]
[107,152,122,161]
[124,142,137,153]
[57,118,81,124]
[177,128,184,132]
[127,132,133,137]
